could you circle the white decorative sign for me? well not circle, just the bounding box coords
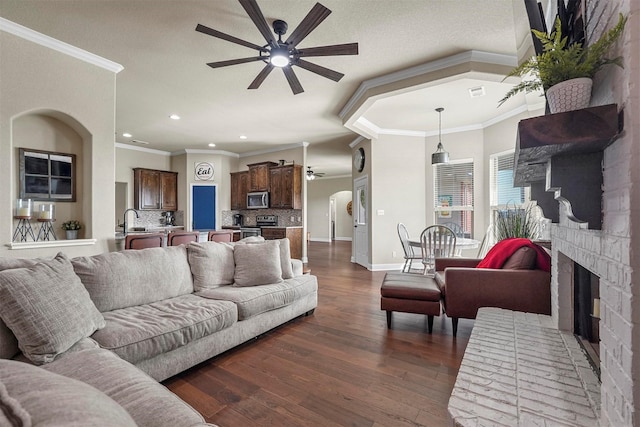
[194,162,214,181]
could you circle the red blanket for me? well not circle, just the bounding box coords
[477,238,551,272]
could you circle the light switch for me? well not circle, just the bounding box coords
[377,209,385,216]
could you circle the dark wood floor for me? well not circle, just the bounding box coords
[164,241,474,426]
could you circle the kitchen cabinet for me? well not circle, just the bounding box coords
[261,227,303,260]
[134,168,178,211]
[247,161,277,192]
[269,165,302,209]
[230,171,248,210]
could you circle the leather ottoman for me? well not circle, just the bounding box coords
[380,272,442,333]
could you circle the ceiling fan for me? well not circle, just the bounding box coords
[306,166,324,180]
[196,0,358,95]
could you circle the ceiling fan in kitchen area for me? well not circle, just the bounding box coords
[306,166,324,180]
[195,0,359,94]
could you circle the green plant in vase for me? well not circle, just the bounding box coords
[494,203,539,242]
[499,13,626,113]
[61,220,82,239]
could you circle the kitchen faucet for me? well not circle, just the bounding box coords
[122,208,139,235]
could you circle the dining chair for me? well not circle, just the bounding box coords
[476,224,494,258]
[167,231,199,246]
[420,225,456,275]
[208,230,234,242]
[124,233,164,250]
[397,223,422,273]
[441,222,465,238]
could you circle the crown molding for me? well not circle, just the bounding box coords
[180,148,239,158]
[115,142,171,156]
[238,141,309,158]
[0,17,123,73]
[348,135,366,148]
[339,50,517,120]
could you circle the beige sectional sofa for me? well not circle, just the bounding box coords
[0,237,317,426]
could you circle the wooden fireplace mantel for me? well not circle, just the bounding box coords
[514,104,623,230]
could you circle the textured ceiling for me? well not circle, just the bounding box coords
[0,0,535,177]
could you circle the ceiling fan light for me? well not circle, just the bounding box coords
[306,173,315,181]
[270,46,290,67]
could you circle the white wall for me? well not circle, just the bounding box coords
[333,190,353,240]
[307,177,351,241]
[1,28,118,257]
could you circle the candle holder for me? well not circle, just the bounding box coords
[15,199,33,218]
[38,203,55,220]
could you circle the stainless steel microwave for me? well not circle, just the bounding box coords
[247,191,269,209]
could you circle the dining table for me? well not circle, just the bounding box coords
[408,236,481,255]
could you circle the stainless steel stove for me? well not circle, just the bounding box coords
[240,215,278,238]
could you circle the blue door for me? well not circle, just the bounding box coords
[192,185,216,230]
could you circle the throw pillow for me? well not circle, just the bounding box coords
[278,238,294,279]
[187,241,235,290]
[234,240,283,287]
[502,246,537,270]
[0,253,105,364]
[0,359,137,426]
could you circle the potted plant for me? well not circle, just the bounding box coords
[494,203,539,242]
[499,13,626,113]
[61,220,82,240]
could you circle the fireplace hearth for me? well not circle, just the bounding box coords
[573,261,600,379]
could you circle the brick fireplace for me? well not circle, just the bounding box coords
[547,0,638,424]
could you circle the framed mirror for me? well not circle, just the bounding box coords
[19,148,76,201]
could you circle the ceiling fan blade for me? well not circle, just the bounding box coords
[206,57,264,68]
[282,66,304,95]
[297,42,359,57]
[238,0,276,47]
[196,24,265,51]
[284,2,331,47]
[248,64,275,89]
[295,59,344,82]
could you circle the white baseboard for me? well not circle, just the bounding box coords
[370,263,406,271]
[309,238,331,243]
[334,237,353,241]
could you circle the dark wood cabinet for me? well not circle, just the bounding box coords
[269,165,302,209]
[134,168,178,211]
[261,227,303,260]
[247,161,277,192]
[230,171,248,210]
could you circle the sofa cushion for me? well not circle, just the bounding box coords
[0,358,137,426]
[0,253,105,365]
[44,348,210,427]
[72,245,194,312]
[502,246,537,270]
[188,241,235,290]
[0,257,47,361]
[197,275,318,320]
[91,295,237,364]
[233,240,283,286]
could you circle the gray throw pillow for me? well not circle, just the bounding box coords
[0,359,137,426]
[278,238,294,279]
[0,253,105,364]
[188,241,235,290]
[234,240,283,287]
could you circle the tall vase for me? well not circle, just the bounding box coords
[65,230,78,240]
[545,77,593,114]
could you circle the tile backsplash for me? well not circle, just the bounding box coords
[222,209,302,227]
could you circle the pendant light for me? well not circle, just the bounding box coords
[431,107,449,165]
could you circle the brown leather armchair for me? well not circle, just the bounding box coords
[434,255,551,336]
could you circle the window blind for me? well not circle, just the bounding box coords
[491,151,524,207]
[433,160,474,210]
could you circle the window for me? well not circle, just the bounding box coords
[20,148,76,201]
[433,159,474,238]
[490,150,530,236]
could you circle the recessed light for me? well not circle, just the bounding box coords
[239,135,247,140]
[169,114,181,120]
[122,132,132,138]
[208,143,216,147]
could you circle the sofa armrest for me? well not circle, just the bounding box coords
[443,268,551,320]
[435,258,481,270]
[291,259,303,276]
